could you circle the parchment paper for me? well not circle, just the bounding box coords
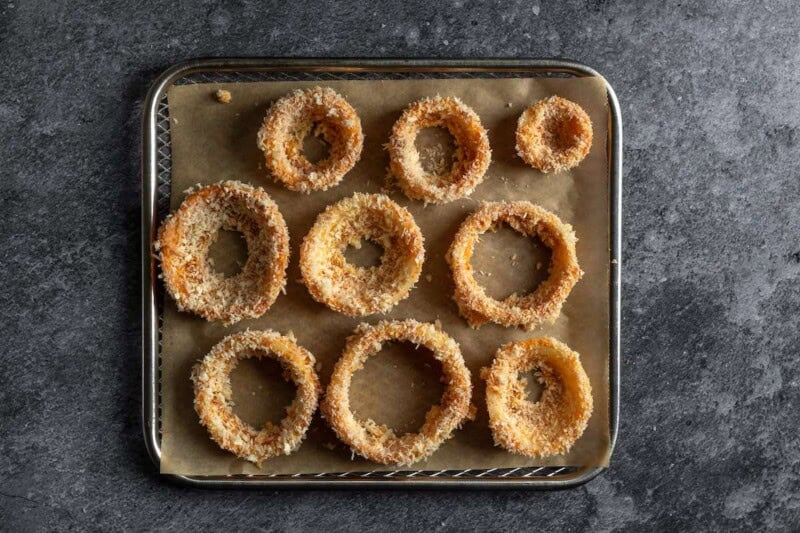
[159,76,610,475]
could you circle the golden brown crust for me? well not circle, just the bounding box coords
[321,320,472,466]
[156,180,290,325]
[447,201,582,330]
[387,96,491,203]
[299,193,424,316]
[191,330,321,465]
[482,337,592,458]
[257,87,363,193]
[515,96,593,173]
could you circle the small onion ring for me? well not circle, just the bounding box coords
[192,330,321,465]
[258,87,364,193]
[515,95,593,173]
[321,320,473,466]
[156,180,290,325]
[447,201,582,330]
[300,193,424,316]
[481,336,593,458]
[387,96,491,203]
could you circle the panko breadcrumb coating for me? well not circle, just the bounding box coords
[192,330,321,465]
[321,320,473,465]
[156,180,290,325]
[482,337,592,458]
[300,193,424,316]
[257,87,363,193]
[447,201,582,330]
[387,96,491,203]
[515,95,593,173]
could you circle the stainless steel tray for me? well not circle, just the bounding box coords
[141,58,622,488]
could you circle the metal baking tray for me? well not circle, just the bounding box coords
[141,58,622,488]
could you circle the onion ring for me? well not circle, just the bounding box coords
[257,87,364,193]
[156,180,290,325]
[321,320,473,465]
[481,336,592,458]
[515,95,593,173]
[387,96,491,203]
[191,330,321,465]
[447,201,582,330]
[300,193,424,316]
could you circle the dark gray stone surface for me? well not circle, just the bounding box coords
[1,0,798,530]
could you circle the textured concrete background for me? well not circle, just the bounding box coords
[1,1,798,530]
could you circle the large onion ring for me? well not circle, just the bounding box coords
[481,337,592,458]
[387,96,491,203]
[321,320,473,465]
[300,193,424,316]
[191,330,321,465]
[515,95,593,173]
[447,201,582,330]
[258,87,364,193]
[156,180,290,325]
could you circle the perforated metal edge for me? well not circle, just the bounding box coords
[142,58,622,489]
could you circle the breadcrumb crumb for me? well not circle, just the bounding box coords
[215,89,232,104]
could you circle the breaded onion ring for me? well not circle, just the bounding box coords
[481,337,592,458]
[447,201,582,330]
[321,320,472,465]
[156,180,289,325]
[257,87,364,193]
[387,96,491,203]
[300,193,424,316]
[192,330,321,465]
[515,96,593,173]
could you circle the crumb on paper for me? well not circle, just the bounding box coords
[420,144,449,176]
[536,262,542,270]
[323,442,336,451]
[215,89,232,104]
[425,274,433,282]
[611,259,618,264]
[506,102,513,108]
[172,118,179,125]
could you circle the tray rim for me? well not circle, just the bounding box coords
[141,57,622,489]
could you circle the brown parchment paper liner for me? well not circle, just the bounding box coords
[160,76,610,476]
